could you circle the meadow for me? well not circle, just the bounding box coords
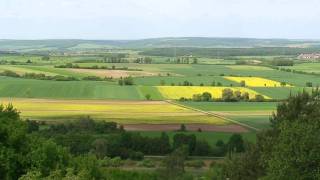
[1,51,320,133]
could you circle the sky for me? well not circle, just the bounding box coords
[0,0,320,40]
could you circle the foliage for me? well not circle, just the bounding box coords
[219,90,320,179]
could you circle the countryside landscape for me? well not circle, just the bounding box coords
[1,0,320,179]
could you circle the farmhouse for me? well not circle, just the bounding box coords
[298,53,320,61]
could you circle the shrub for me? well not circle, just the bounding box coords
[185,160,205,168]
[138,159,155,168]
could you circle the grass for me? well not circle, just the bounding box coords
[252,87,312,99]
[180,102,277,111]
[0,98,228,125]
[179,101,276,129]
[0,77,144,100]
[139,131,257,147]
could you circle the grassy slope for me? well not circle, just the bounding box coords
[180,102,277,111]
[180,101,276,129]
[0,77,145,100]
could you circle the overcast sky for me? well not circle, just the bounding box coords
[1,0,320,39]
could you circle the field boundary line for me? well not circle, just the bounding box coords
[165,100,260,131]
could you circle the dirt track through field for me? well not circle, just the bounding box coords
[165,100,260,131]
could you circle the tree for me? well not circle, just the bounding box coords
[201,92,212,101]
[306,82,313,87]
[280,81,287,87]
[41,56,50,61]
[242,92,250,101]
[173,134,196,154]
[222,88,234,101]
[234,90,242,100]
[159,146,188,179]
[254,94,265,102]
[91,138,108,159]
[145,94,151,100]
[179,124,187,132]
[160,80,166,86]
[192,58,198,64]
[240,80,246,87]
[227,134,245,153]
[220,90,320,179]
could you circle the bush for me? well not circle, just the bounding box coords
[101,157,123,167]
[129,151,144,161]
[185,160,205,168]
[138,159,155,168]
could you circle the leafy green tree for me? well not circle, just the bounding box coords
[220,91,320,179]
[91,138,108,159]
[240,80,246,87]
[159,146,188,179]
[145,94,151,100]
[201,92,212,101]
[227,134,245,153]
[254,94,265,102]
[222,88,234,101]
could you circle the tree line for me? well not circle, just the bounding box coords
[179,89,267,102]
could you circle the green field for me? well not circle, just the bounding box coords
[180,102,277,111]
[0,50,318,131]
[180,101,276,129]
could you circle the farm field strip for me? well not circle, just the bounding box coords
[224,76,293,87]
[0,98,229,125]
[179,101,276,130]
[168,100,260,131]
[0,65,58,76]
[156,86,270,100]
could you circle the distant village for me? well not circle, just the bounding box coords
[298,53,320,61]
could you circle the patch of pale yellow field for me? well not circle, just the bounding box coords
[0,66,58,76]
[224,76,293,87]
[156,86,269,99]
[0,98,228,125]
[226,65,273,71]
[68,68,157,78]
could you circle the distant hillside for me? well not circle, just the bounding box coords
[0,37,320,52]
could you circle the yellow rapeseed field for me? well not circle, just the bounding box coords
[156,86,269,99]
[0,98,228,125]
[224,76,292,87]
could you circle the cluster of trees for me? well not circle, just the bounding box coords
[160,80,224,87]
[214,90,320,179]
[82,76,113,81]
[134,57,153,64]
[55,63,142,71]
[41,118,245,158]
[103,53,128,63]
[0,70,78,81]
[180,89,266,102]
[272,65,320,79]
[118,76,134,85]
[0,60,33,65]
[0,105,105,179]
[0,70,115,82]
[270,59,294,66]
